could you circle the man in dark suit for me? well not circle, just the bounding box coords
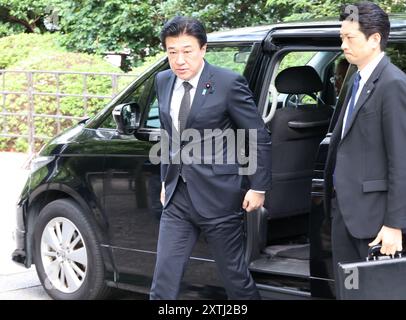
[324,1,406,286]
[149,16,272,300]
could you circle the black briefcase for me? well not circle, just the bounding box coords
[337,245,406,300]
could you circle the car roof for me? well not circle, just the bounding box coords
[207,15,406,43]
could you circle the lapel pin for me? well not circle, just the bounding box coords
[202,82,212,95]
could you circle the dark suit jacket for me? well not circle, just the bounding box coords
[156,61,272,218]
[325,55,406,238]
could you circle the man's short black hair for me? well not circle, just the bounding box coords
[340,1,390,51]
[160,16,207,50]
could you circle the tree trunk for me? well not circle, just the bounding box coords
[0,6,35,33]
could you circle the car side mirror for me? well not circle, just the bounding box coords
[112,102,141,135]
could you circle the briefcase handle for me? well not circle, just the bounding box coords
[367,245,403,261]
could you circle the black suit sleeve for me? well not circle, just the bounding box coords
[226,75,272,191]
[382,77,406,229]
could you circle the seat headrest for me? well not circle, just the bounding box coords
[275,66,323,94]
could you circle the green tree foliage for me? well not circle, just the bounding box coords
[266,0,406,22]
[53,0,272,68]
[1,1,272,68]
[1,1,405,65]
[0,0,53,36]
[159,0,271,31]
[0,20,24,37]
[53,0,160,67]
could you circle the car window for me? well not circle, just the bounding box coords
[99,75,155,129]
[386,42,406,73]
[328,42,406,133]
[144,97,159,128]
[277,51,320,106]
[278,52,317,73]
[141,45,254,129]
[330,43,406,104]
[332,42,406,114]
[98,45,254,130]
[204,45,253,75]
[268,51,340,109]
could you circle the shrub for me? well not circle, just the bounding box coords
[0,33,63,69]
[1,33,138,152]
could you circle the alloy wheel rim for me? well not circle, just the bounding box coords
[40,217,88,293]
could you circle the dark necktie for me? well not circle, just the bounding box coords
[178,81,193,134]
[343,72,361,133]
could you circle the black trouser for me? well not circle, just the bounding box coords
[331,196,373,297]
[150,179,260,300]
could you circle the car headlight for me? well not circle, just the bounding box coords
[30,156,55,172]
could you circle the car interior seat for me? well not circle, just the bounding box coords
[264,66,333,220]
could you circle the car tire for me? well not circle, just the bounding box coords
[33,198,111,300]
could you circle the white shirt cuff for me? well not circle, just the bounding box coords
[251,190,265,194]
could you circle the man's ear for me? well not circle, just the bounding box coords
[369,32,382,50]
[201,44,208,55]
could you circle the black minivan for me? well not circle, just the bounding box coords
[12,17,406,300]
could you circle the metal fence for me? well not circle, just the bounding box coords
[0,69,137,154]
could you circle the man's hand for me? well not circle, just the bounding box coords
[160,182,165,206]
[242,190,265,212]
[369,225,403,255]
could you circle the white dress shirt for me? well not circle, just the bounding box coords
[170,61,205,132]
[341,52,385,138]
[169,61,265,194]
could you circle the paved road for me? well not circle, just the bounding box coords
[0,152,146,300]
[0,152,48,299]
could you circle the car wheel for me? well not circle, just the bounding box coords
[33,198,111,300]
